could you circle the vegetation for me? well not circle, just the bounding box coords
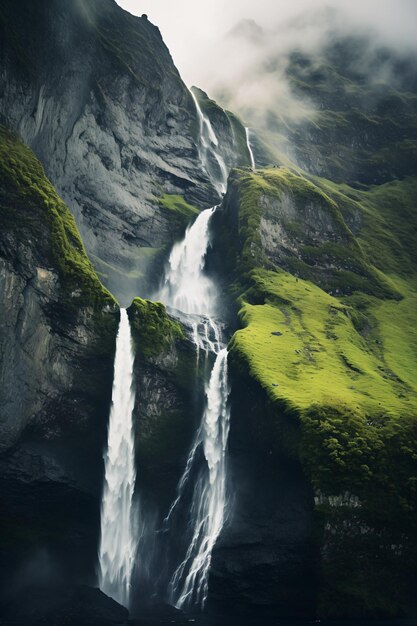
[0,126,116,309]
[128,297,184,359]
[158,193,199,227]
[224,162,417,615]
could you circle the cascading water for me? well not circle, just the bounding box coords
[98,308,137,609]
[157,207,217,317]
[190,88,228,196]
[168,347,230,609]
[245,126,256,170]
[155,206,231,610]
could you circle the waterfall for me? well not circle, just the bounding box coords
[189,88,228,196]
[245,127,256,170]
[157,207,217,317]
[168,348,230,610]
[156,207,230,610]
[98,308,137,609]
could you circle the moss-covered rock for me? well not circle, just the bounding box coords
[212,163,417,617]
[0,125,116,310]
[128,297,184,359]
[0,127,118,598]
[127,298,201,509]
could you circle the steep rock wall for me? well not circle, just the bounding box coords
[0,0,250,303]
[0,127,118,601]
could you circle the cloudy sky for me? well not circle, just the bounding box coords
[115,0,417,90]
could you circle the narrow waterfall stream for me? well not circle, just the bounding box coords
[168,347,230,609]
[245,126,256,169]
[98,309,137,609]
[190,88,228,195]
[156,207,231,610]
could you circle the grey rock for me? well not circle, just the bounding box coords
[0,0,224,304]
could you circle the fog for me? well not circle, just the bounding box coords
[115,0,417,87]
[115,1,417,130]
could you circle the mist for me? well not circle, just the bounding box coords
[114,0,417,142]
[115,1,417,86]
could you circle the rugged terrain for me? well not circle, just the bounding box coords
[0,125,118,611]
[0,0,250,303]
[0,0,417,622]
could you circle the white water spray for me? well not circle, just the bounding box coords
[190,88,228,196]
[245,127,256,170]
[157,207,217,317]
[98,308,137,609]
[156,206,231,610]
[169,348,230,609]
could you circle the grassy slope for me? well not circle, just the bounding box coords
[158,193,199,225]
[232,269,417,418]
[0,125,116,309]
[227,165,417,614]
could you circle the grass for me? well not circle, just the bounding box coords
[230,268,417,418]
[0,126,116,309]
[158,193,199,226]
[128,297,184,359]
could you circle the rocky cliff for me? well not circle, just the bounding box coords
[211,165,417,617]
[0,0,249,304]
[0,126,118,606]
[1,0,417,622]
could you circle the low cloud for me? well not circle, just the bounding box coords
[116,0,417,136]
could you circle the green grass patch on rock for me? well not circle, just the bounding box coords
[128,297,184,359]
[158,193,199,227]
[0,125,116,310]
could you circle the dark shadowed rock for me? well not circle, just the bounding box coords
[2,584,128,625]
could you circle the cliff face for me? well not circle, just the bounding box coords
[1,0,417,620]
[127,298,200,508]
[0,127,118,599]
[211,166,417,617]
[0,0,251,304]
[0,0,227,303]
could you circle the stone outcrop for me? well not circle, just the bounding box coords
[0,0,248,304]
[0,126,118,602]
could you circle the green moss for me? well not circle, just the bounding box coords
[158,193,199,227]
[128,297,184,359]
[0,126,116,309]
[230,268,417,418]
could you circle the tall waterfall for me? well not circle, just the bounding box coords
[98,308,137,609]
[245,126,256,170]
[156,207,231,610]
[168,347,230,610]
[190,88,228,196]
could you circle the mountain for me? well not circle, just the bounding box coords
[0,125,117,602]
[206,25,417,616]
[0,0,417,622]
[0,0,249,304]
